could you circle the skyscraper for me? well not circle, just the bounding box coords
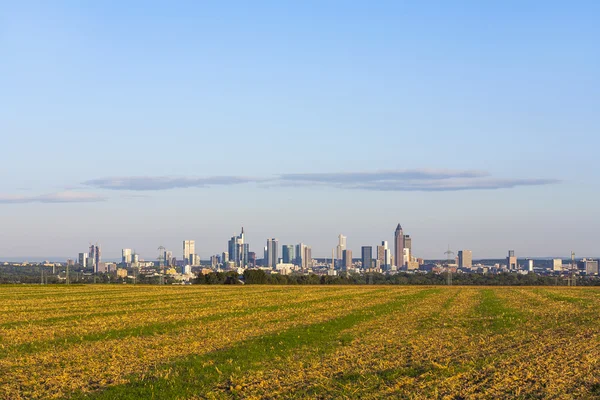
[228,228,246,267]
[361,246,372,270]
[458,250,473,269]
[282,245,295,264]
[394,224,404,268]
[122,248,132,264]
[295,243,306,266]
[267,238,278,268]
[78,252,88,268]
[376,244,385,267]
[336,234,347,262]
[403,235,412,254]
[507,250,517,270]
[303,246,312,269]
[342,249,353,271]
[183,240,195,264]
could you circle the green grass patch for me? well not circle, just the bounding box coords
[73,289,437,399]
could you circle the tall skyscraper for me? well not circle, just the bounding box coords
[303,246,312,269]
[267,238,278,268]
[88,244,96,269]
[342,249,353,271]
[295,243,306,266]
[507,250,517,270]
[336,234,347,261]
[228,228,247,267]
[183,240,195,264]
[361,246,372,270]
[376,245,385,267]
[394,224,404,268]
[282,245,295,264]
[122,248,132,264]
[403,235,412,254]
[78,252,88,268]
[94,245,101,273]
[458,250,473,268]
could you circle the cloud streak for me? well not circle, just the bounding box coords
[82,169,560,193]
[0,191,107,204]
[83,176,256,191]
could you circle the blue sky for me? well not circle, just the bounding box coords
[1,1,598,260]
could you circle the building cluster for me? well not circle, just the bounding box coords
[61,223,598,281]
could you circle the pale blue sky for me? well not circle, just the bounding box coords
[1,1,598,260]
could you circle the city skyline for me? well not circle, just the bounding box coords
[3,222,597,264]
[1,2,599,259]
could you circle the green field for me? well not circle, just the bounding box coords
[0,285,599,399]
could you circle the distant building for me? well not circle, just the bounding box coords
[228,228,247,267]
[122,248,132,264]
[342,249,352,271]
[188,254,197,266]
[336,234,347,264]
[402,248,410,267]
[282,245,295,264]
[295,243,306,266]
[183,240,195,265]
[78,253,88,268]
[458,250,473,269]
[578,259,598,275]
[552,259,563,271]
[266,238,278,268]
[403,235,412,254]
[394,224,404,268]
[302,246,312,269]
[507,250,517,270]
[528,259,534,272]
[377,244,386,268]
[361,246,372,270]
[248,252,256,267]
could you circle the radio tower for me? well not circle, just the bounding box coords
[444,245,454,286]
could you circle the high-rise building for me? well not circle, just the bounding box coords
[94,245,101,273]
[228,228,247,267]
[303,246,312,269]
[78,253,88,268]
[507,250,517,270]
[282,245,295,264]
[336,234,347,262]
[458,250,473,269]
[403,235,412,254]
[394,224,404,268]
[165,250,173,266]
[183,240,195,265]
[376,245,385,267]
[552,259,563,271]
[295,243,306,266]
[342,249,353,271]
[528,259,534,272]
[402,248,410,266]
[222,252,229,264]
[88,245,96,269]
[361,246,372,270]
[122,248,132,264]
[267,238,278,268]
[248,252,256,267]
[578,259,598,275]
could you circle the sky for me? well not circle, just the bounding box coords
[1,1,599,260]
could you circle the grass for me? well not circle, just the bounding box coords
[0,285,599,399]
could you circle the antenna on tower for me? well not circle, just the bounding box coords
[444,245,454,286]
